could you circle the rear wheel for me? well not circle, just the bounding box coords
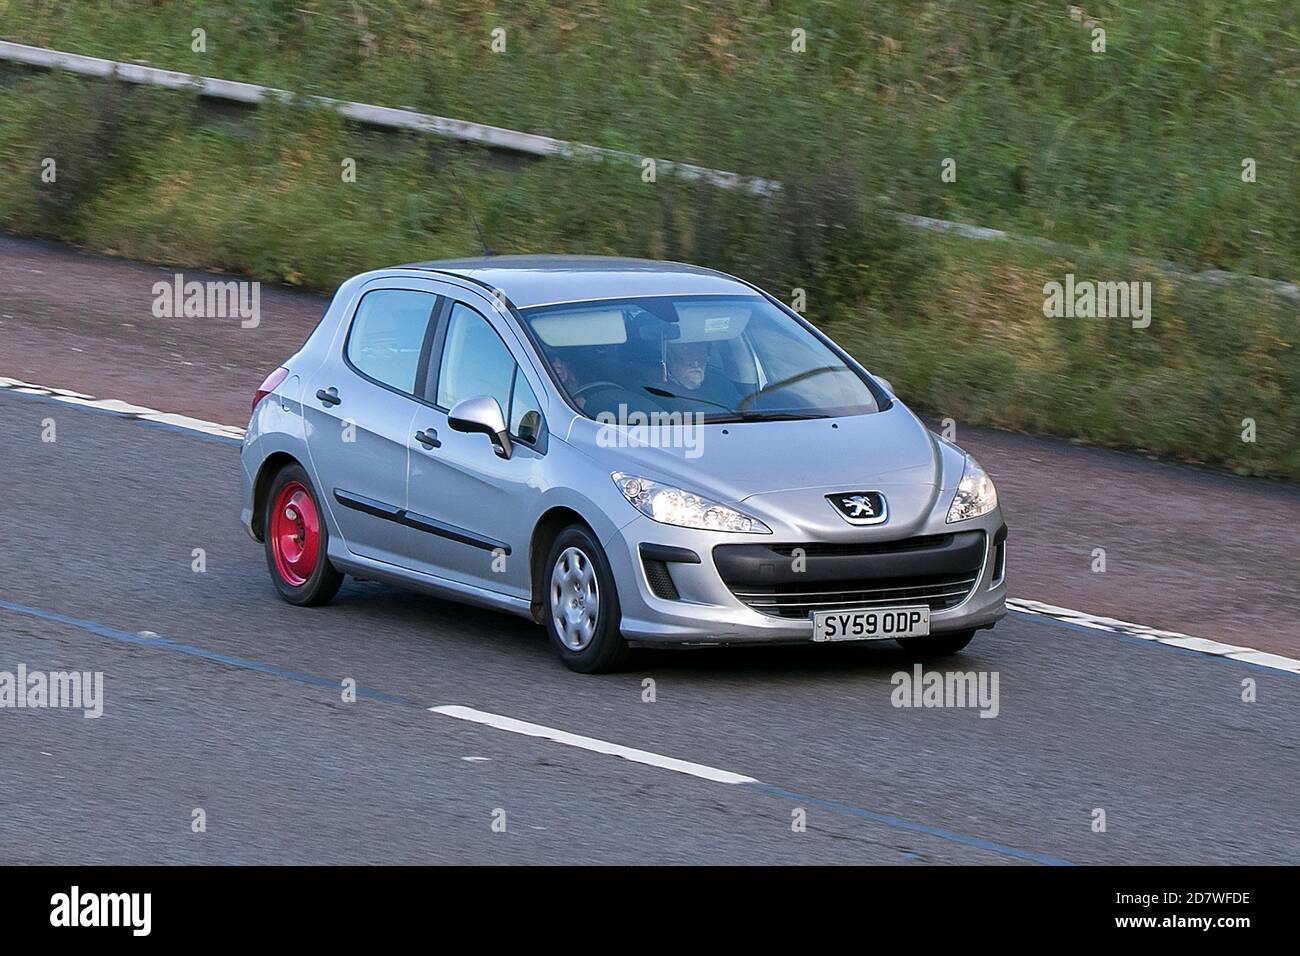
[263,463,343,606]
[544,525,630,673]
[896,629,976,657]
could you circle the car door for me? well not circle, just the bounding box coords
[304,284,439,566]
[404,294,549,600]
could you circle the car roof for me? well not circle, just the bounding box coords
[397,254,757,309]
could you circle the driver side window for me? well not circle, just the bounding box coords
[436,301,542,443]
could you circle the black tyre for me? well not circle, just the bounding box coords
[263,462,344,607]
[543,525,631,673]
[895,629,976,657]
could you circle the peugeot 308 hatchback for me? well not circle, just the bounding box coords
[242,256,1007,672]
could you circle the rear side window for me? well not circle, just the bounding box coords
[345,290,438,394]
[437,301,543,443]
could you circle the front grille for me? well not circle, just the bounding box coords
[731,573,977,619]
[766,535,956,558]
[714,531,987,620]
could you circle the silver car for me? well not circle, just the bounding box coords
[242,256,1006,672]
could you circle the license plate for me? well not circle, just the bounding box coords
[812,605,930,642]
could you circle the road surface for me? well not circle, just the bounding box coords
[1,390,1296,864]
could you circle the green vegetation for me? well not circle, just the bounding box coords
[5,0,1297,277]
[0,2,1296,476]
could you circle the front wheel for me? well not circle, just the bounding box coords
[895,629,976,657]
[263,462,344,607]
[544,525,631,673]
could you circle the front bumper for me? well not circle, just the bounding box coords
[605,510,1007,647]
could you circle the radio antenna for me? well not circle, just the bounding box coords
[446,158,493,257]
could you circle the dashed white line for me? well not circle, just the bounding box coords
[5,374,1300,677]
[1006,599,1300,675]
[430,705,760,785]
[0,376,246,440]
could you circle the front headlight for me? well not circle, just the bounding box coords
[946,456,998,523]
[612,472,771,533]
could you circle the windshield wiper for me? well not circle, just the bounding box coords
[642,386,830,422]
[735,366,844,411]
[641,385,736,414]
[708,410,831,423]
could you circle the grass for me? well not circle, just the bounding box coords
[2,0,1297,278]
[0,2,1295,477]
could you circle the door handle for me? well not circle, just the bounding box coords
[415,428,441,449]
[316,387,341,407]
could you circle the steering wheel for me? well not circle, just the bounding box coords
[570,380,625,401]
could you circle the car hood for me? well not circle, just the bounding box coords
[566,403,954,534]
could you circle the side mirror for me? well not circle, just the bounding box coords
[448,395,512,459]
[875,375,894,396]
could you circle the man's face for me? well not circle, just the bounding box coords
[667,342,709,390]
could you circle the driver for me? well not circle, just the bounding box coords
[550,353,586,409]
[664,340,740,410]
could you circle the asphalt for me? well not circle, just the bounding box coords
[2,390,1297,864]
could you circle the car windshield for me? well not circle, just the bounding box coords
[520,294,881,423]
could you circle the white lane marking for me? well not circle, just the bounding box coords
[5,374,1299,677]
[1220,650,1300,675]
[1006,598,1300,674]
[0,376,246,440]
[139,410,247,437]
[430,705,760,785]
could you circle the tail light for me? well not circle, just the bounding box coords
[253,367,290,416]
